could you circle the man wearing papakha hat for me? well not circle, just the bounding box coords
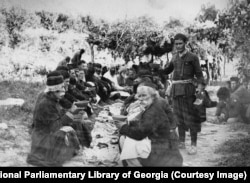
[27,71,82,167]
[161,33,204,155]
[119,81,183,166]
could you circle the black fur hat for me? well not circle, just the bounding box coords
[46,75,64,86]
[46,71,64,86]
[139,81,157,90]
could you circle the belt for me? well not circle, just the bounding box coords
[172,79,193,84]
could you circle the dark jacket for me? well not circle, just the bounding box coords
[68,87,89,101]
[27,92,80,167]
[120,97,182,166]
[162,52,204,97]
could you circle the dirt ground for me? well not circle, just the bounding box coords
[0,85,249,167]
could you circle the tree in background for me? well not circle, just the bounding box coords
[0,7,26,48]
[189,0,250,78]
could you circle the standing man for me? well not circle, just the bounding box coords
[161,33,204,155]
[71,49,85,68]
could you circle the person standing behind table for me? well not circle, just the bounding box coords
[160,33,204,155]
[71,49,85,68]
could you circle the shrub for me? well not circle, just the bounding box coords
[35,10,56,30]
[39,34,56,52]
[34,65,49,76]
[0,7,27,48]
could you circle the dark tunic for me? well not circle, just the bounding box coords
[120,97,183,166]
[163,51,204,131]
[27,93,80,167]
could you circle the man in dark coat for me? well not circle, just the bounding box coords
[119,82,183,166]
[27,73,81,167]
[161,33,204,155]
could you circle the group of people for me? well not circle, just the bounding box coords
[216,76,250,124]
[27,32,244,167]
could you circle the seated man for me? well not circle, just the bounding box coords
[103,65,131,99]
[230,77,250,123]
[125,68,137,87]
[27,72,81,167]
[216,86,242,123]
[76,69,97,102]
[103,65,125,90]
[86,65,112,103]
[119,82,183,166]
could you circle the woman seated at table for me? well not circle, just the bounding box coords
[119,81,183,167]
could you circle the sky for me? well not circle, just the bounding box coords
[2,0,230,24]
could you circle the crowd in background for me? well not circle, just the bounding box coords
[26,33,250,167]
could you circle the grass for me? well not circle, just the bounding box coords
[0,80,44,127]
[215,123,250,167]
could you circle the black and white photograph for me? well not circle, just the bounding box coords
[0,0,249,168]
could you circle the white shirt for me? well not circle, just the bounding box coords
[103,71,123,90]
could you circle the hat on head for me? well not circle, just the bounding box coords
[47,75,64,86]
[65,56,70,61]
[230,76,239,83]
[45,75,65,93]
[45,71,65,92]
[138,81,157,90]
[80,49,85,53]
